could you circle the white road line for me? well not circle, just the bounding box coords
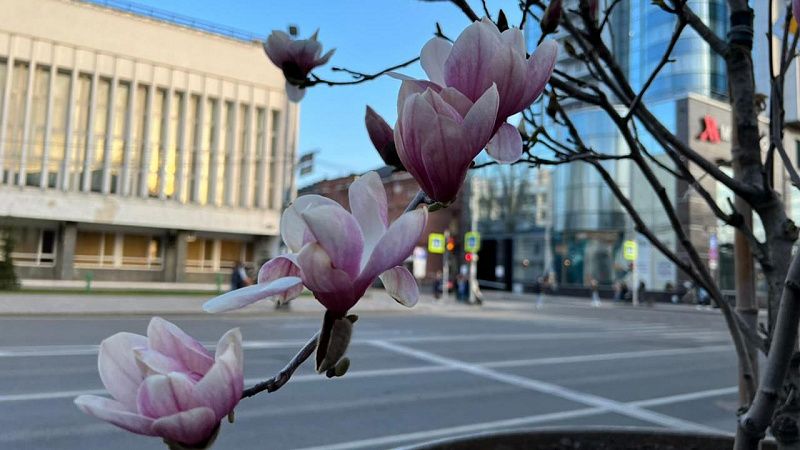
[0,327,712,358]
[291,408,605,450]
[370,340,726,436]
[290,385,740,450]
[0,344,733,402]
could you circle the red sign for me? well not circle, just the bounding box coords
[698,115,721,143]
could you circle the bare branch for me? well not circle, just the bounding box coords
[669,0,728,55]
[307,56,420,87]
[242,333,319,399]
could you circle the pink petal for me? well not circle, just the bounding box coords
[356,208,428,294]
[301,204,364,279]
[137,373,199,419]
[202,276,303,313]
[365,106,395,155]
[289,37,324,74]
[443,19,502,101]
[74,395,155,436]
[316,48,336,66]
[147,318,214,376]
[193,330,243,421]
[396,78,442,115]
[297,243,356,312]
[521,40,558,108]
[133,349,190,378]
[486,122,523,164]
[349,171,389,263]
[256,255,304,304]
[501,28,526,55]
[420,37,452,86]
[285,82,306,103]
[281,194,340,252]
[98,332,148,409]
[379,266,420,307]
[439,87,474,118]
[263,31,292,68]
[463,84,500,150]
[489,44,529,119]
[151,407,218,447]
[422,88,464,123]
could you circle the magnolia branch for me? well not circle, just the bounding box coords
[305,56,419,87]
[241,190,430,400]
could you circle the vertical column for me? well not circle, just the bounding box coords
[260,98,273,209]
[120,75,137,196]
[0,37,14,184]
[158,71,173,200]
[80,64,98,192]
[60,52,77,191]
[138,82,154,198]
[191,86,206,202]
[17,47,36,186]
[208,83,222,205]
[255,106,267,208]
[272,101,287,209]
[224,95,239,207]
[101,61,117,194]
[55,221,77,280]
[175,86,189,203]
[287,103,300,202]
[40,53,56,189]
[241,88,256,207]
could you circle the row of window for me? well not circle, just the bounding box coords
[5,227,254,272]
[0,59,286,208]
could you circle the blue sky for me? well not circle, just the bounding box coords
[126,0,522,186]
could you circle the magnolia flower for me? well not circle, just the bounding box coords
[419,18,557,163]
[541,0,563,35]
[204,171,428,315]
[365,106,404,170]
[394,80,500,204]
[74,318,243,449]
[263,30,335,102]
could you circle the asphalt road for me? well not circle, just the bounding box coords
[0,296,742,449]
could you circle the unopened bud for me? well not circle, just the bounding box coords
[540,0,562,36]
[316,311,354,373]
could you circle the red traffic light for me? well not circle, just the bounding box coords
[465,253,474,262]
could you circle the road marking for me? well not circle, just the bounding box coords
[290,385,740,450]
[0,326,718,358]
[369,340,726,435]
[0,344,733,402]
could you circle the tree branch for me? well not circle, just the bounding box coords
[306,57,420,87]
[241,332,319,399]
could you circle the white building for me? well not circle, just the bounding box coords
[0,0,299,284]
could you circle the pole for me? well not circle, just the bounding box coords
[632,260,639,307]
[469,176,480,303]
[442,229,450,301]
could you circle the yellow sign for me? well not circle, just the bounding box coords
[428,233,445,254]
[623,240,637,261]
[464,231,481,253]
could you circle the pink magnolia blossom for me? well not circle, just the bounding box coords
[204,171,428,315]
[74,318,243,448]
[419,18,557,163]
[394,80,500,203]
[263,30,335,102]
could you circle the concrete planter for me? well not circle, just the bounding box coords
[400,427,777,450]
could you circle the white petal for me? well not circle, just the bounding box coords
[486,122,523,164]
[203,277,303,313]
[379,266,419,307]
[420,37,453,86]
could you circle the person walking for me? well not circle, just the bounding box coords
[590,279,601,307]
[536,276,547,309]
[230,261,252,291]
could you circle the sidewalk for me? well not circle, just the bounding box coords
[0,289,465,315]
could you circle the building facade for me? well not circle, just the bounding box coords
[0,0,299,284]
[465,0,800,294]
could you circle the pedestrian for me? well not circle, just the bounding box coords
[536,276,547,309]
[433,271,443,299]
[590,279,601,307]
[230,261,252,291]
[456,274,468,302]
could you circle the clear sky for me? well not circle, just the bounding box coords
[124,0,521,186]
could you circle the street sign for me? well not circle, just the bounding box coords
[428,233,445,254]
[623,240,637,261]
[464,231,481,253]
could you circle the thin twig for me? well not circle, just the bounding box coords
[241,332,319,399]
[306,57,419,88]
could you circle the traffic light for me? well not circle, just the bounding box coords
[446,237,455,252]
[465,253,475,262]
